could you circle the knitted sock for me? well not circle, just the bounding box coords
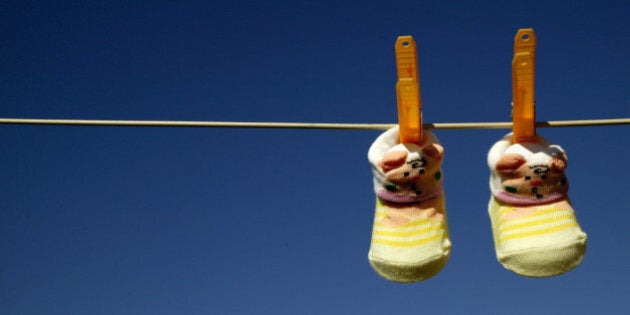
[367,127,451,282]
[487,133,587,277]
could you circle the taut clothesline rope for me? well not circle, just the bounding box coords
[0,118,628,130]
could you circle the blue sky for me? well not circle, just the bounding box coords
[1,1,628,314]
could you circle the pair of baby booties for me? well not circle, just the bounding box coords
[367,127,587,282]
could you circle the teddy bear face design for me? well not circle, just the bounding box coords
[496,153,569,200]
[378,143,444,202]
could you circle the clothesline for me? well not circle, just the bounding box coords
[0,117,628,130]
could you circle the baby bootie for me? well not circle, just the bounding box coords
[367,127,451,282]
[487,133,587,277]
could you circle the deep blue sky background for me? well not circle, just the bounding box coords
[1,1,628,314]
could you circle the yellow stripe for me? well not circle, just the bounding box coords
[495,206,515,217]
[372,233,443,247]
[499,222,578,242]
[374,216,439,228]
[499,213,576,233]
[497,207,572,226]
[374,211,387,220]
[373,223,443,238]
[373,221,444,233]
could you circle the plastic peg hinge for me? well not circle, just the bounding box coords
[395,36,422,144]
[512,28,537,143]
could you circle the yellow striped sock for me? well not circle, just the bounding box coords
[488,197,587,277]
[368,197,451,282]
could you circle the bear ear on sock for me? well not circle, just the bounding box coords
[495,153,527,174]
[421,143,444,160]
[551,152,568,172]
[379,151,408,173]
[495,151,567,175]
[378,143,444,174]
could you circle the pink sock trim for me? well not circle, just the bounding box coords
[494,191,567,206]
[377,183,443,204]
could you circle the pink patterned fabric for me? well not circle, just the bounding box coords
[377,182,443,204]
[494,191,566,206]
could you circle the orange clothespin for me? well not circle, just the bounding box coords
[395,36,422,145]
[512,28,537,143]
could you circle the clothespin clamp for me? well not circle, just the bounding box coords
[395,36,422,145]
[512,28,537,143]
